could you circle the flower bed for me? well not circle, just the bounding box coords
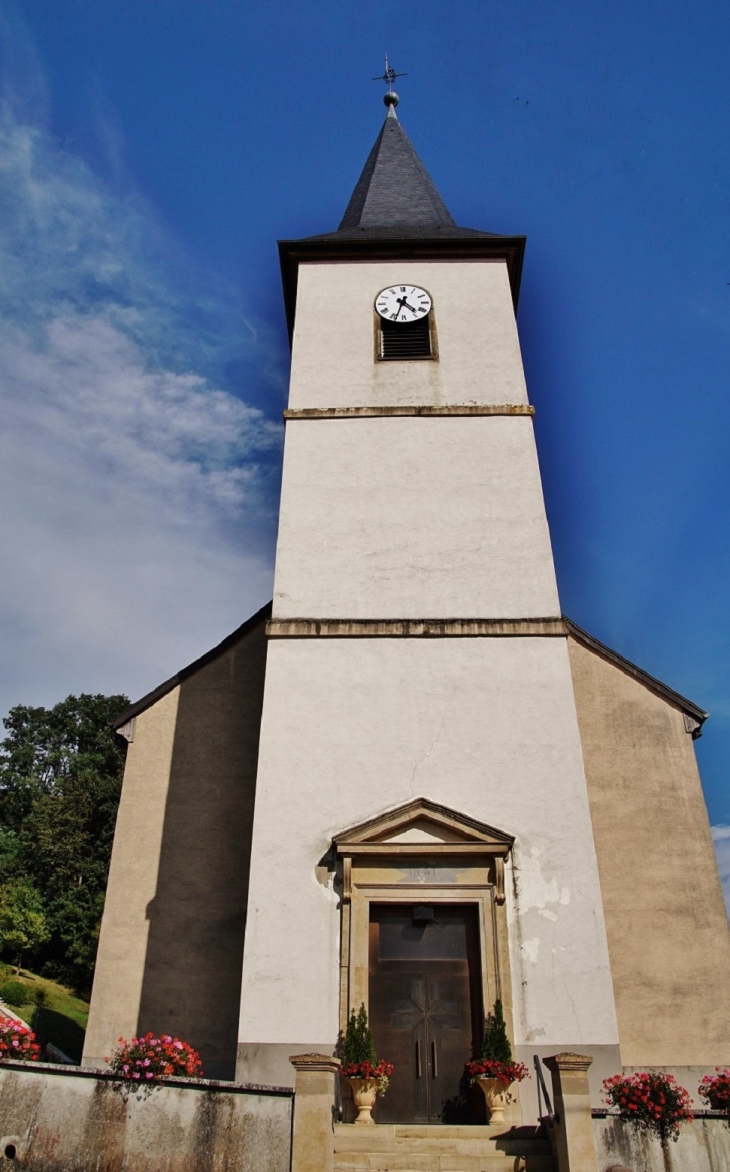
[108,1033,203,1083]
[602,1071,693,1142]
[0,1020,41,1062]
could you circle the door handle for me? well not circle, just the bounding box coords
[431,1040,438,1078]
[416,1039,422,1078]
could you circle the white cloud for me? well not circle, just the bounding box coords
[0,100,285,718]
[0,104,280,392]
[712,826,730,919]
[0,312,280,715]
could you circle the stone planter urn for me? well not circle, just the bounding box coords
[475,1076,510,1125]
[348,1077,378,1125]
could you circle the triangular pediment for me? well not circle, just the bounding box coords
[333,797,514,855]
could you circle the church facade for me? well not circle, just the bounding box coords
[83,98,730,1127]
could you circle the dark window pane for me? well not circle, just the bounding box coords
[374,906,469,961]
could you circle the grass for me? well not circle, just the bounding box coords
[0,964,89,1063]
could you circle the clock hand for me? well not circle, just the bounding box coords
[396,296,420,317]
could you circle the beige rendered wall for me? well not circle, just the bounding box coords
[84,618,268,1080]
[83,686,179,1068]
[568,635,730,1066]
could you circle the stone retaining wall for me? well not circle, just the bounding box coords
[0,1062,293,1172]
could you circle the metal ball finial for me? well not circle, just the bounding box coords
[383,90,399,108]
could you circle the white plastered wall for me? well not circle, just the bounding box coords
[276,256,558,620]
[238,636,618,1053]
[238,251,619,1090]
[273,415,560,619]
[288,260,528,409]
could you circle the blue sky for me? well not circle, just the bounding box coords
[0,1,728,904]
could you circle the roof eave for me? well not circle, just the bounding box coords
[278,233,526,346]
[564,616,709,735]
[110,601,273,731]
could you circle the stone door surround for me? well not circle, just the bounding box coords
[332,798,515,1039]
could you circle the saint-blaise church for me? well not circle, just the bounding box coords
[83,91,730,1140]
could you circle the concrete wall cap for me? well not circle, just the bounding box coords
[289,1053,341,1072]
[544,1052,594,1072]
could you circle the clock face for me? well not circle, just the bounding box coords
[375,285,432,323]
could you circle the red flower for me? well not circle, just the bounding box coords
[0,1021,41,1063]
[699,1069,730,1114]
[109,1034,203,1085]
[602,1072,693,1142]
[341,1059,394,1098]
[341,1059,394,1080]
[465,1059,529,1086]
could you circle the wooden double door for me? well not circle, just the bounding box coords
[368,904,483,1123]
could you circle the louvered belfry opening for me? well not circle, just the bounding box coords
[379,314,432,360]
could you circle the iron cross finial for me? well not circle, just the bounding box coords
[372,54,407,110]
[372,54,407,90]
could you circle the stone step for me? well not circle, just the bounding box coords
[334,1157,556,1172]
[335,1123,546,1142]
[334,1139,552,1158]
[334,1159,555,1170]
[333,1122,557,1172]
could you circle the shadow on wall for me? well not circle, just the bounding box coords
[33,1008,86,1064]
[136,613,270,1081]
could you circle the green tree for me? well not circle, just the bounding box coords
[0,879,49,973]
[481,999,512,1063]
[0,828,21,883]
[0,693,129,991]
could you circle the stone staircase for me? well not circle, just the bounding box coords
[333,1122,558,1172]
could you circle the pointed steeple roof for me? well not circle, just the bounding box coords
[301,105,504,243]
[339,106,456,231]
[278,98,528,339]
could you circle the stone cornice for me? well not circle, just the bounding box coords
[267,617,566,638]
[283,404,534,420]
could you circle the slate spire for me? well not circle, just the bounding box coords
[279,91,527,334]
[339,105,456,232]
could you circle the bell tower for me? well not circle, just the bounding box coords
[236,91,620,1102]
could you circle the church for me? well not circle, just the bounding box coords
[82,87,730,1140]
